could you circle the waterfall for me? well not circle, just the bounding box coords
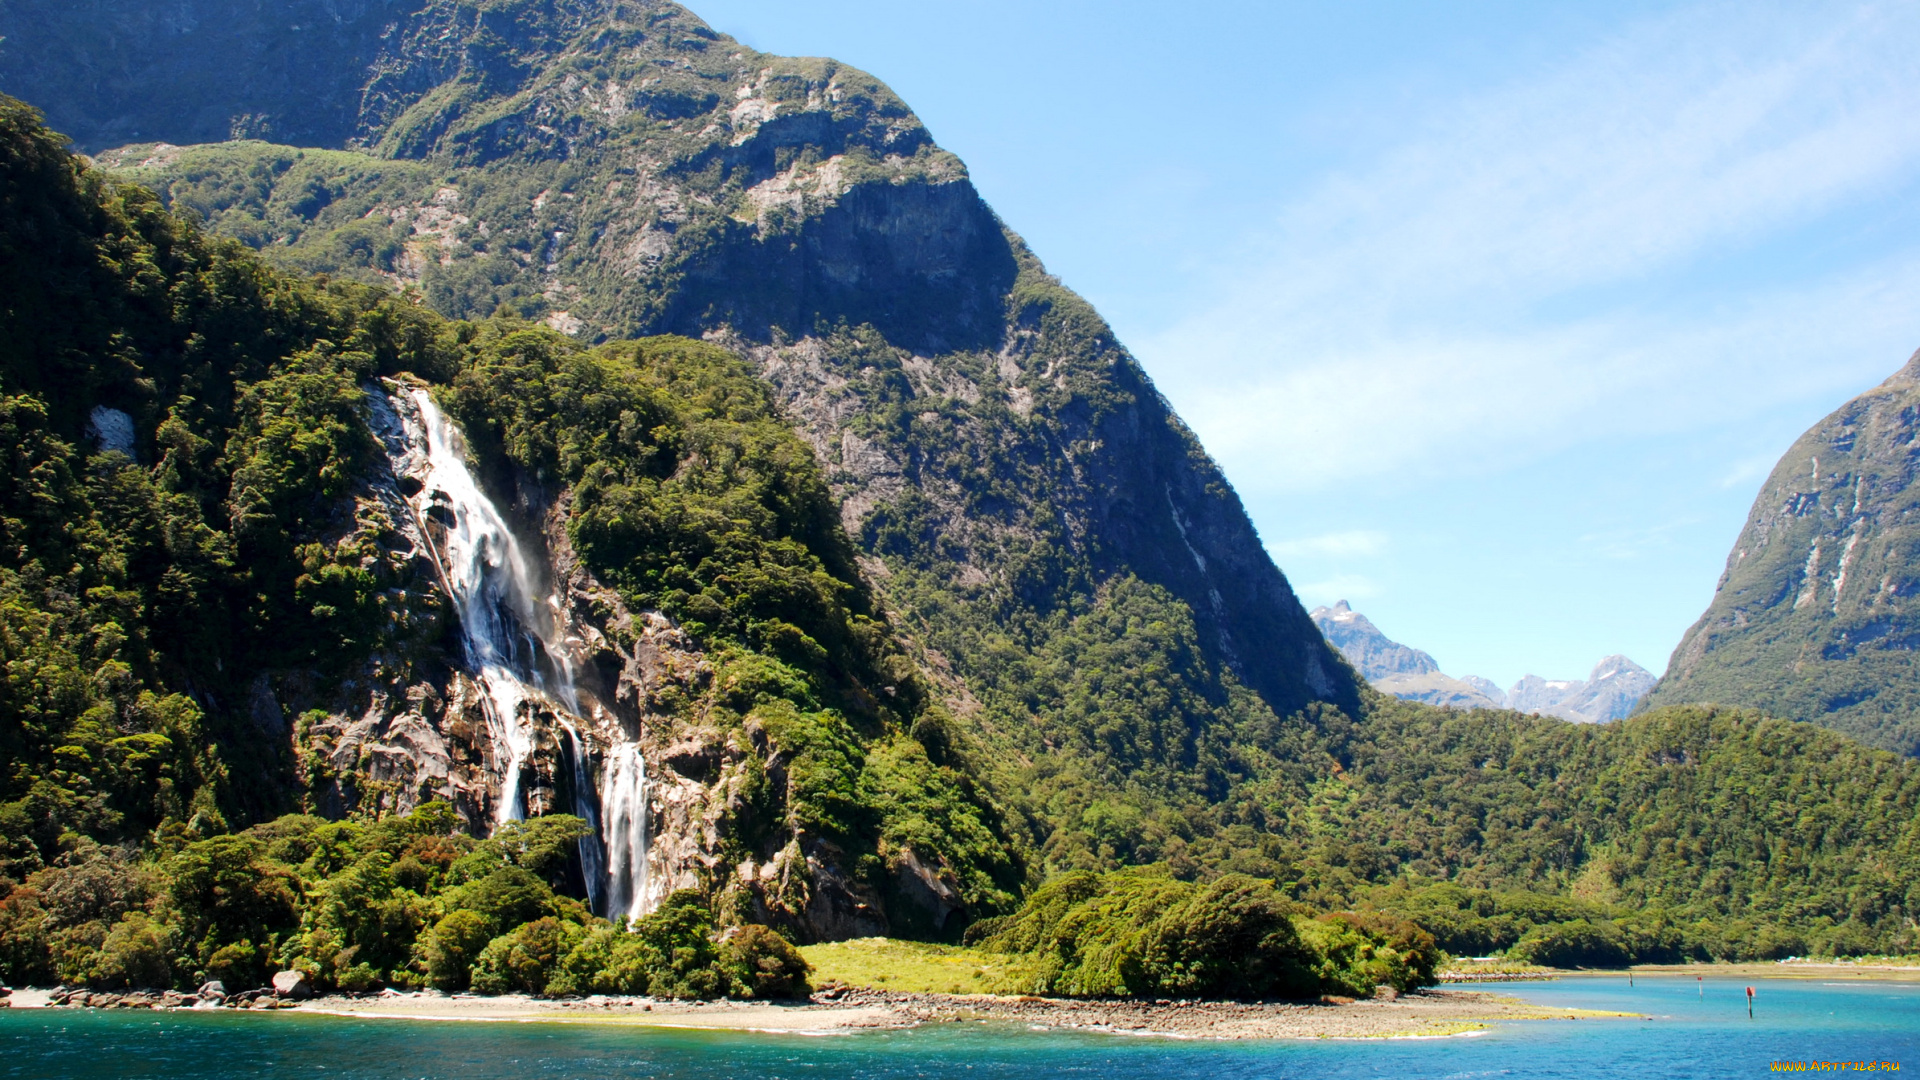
[402,390,551,824]
[382,386,650,920]
[600,743,649,922]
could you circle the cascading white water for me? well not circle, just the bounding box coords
[386,387,651,921]
[405,390,548,824]
[600,743,649,922]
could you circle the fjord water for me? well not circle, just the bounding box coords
[6,979,1912,1079]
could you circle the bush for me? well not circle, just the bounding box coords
[0,887,52,985]
[205,941,266,989]
[336,961,382,992]
[726,925,811,998]
[981,868,1442,999]
[1296,913,1439,996]
[627,891,731,1000]
[1510,919,1633,969]
[984,869,1332,998]
[87,912,173,989]
[1136,876,1321,999]
[420,910,493,990]
[470,917,584,995]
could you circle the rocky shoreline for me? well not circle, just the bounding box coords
[0,983,1636,1039]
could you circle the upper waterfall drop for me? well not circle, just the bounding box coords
[404,389,558,825]
[376,384,651,920]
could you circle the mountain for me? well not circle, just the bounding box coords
[1645,352,1920,755]
[1311,602,1654,720]
[1507,657,1655,724]
[1309,600,1443,679]
[0,0,1359,877]
[1309,601,1502,709]
[4,0,1920,974]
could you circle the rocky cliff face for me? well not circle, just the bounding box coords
[241,381,909,939]
[1310,601,1440,679]
[1647,351,1920,755]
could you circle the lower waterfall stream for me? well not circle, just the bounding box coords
[384,387,651,921]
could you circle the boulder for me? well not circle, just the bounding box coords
[271,970,313,1000]
[196,980,226,999]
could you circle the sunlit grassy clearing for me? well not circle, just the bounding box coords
[799,938,1037,995]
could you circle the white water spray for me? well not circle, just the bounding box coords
[600,743,649,921]
[405,390,550,824]
[383,387,651,920]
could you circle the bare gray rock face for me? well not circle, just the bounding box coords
[1310,601,1440,680]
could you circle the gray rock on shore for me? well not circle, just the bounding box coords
[272,971,314,1000]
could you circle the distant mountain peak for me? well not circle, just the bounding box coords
[1310,602,1652,720]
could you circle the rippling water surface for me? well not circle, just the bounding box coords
[5,977,1914,1079]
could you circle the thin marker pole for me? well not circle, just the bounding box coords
[1698,976,1703,999]
[1746,985,1754,1019]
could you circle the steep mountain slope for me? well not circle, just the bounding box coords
[0,0,1357,872]
[1647,352,1920,755]
[0,97,1021,941]
[1309,602,1501,709]
[7,2,1920,962]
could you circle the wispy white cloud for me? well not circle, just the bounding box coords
[1267,529,1389,560]
[1140,0,1920,495]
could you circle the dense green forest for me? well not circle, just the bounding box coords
[0,93,1019,979]
[6,89,1920,999]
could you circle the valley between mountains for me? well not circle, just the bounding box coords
[0,0,1917,1006]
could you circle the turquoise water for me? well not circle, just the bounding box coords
[3,978,1913,1079]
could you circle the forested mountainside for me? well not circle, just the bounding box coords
[1647,352,1920,756]
[2,0,1919,990]
[0,0,1359,876]
[0,97,1023,951]
[5,99,1918,971]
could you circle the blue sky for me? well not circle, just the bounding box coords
[691,0,1920,688]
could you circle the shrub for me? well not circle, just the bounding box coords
[470,917,584,995]
[205,941,266,989]
[420,910,492,990]
[336,962,382,992]
[726,925,811,998]
[1296,913,1439,996]
[0,887,52,985]
[440,867,554,933]
[627,890,731,999]
[1510,919,1632,969]
[87,912,173,989]
[984,869,1328,998]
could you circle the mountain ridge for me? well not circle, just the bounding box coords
[1645,349,1920,755]
[4,0,1920,976]
[1310,601,1653,721]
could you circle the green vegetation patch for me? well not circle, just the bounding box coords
[799,937,1035,995]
